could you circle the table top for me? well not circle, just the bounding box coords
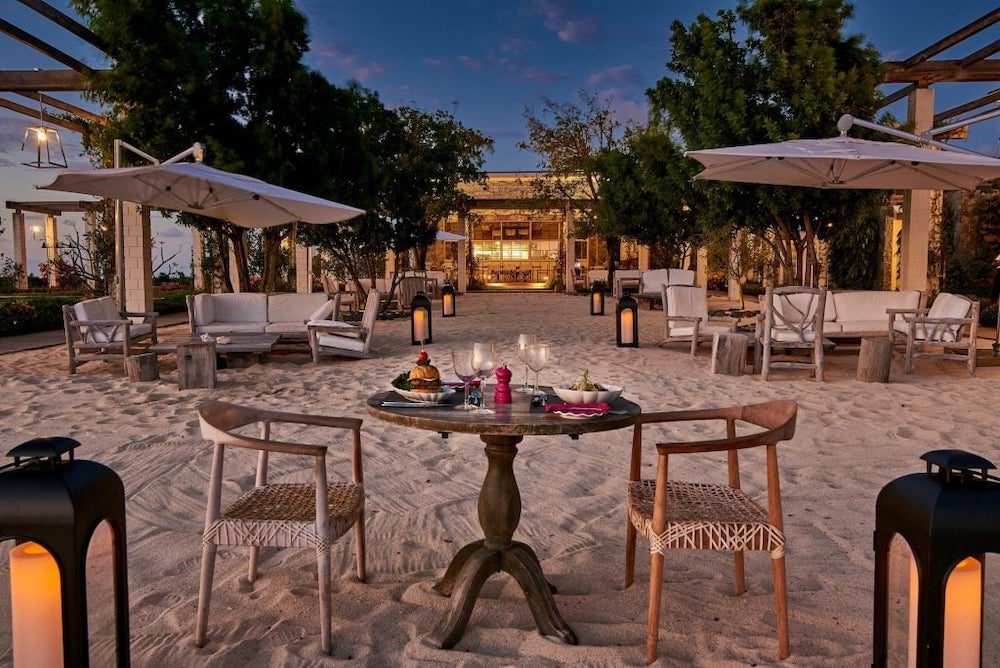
[149,333,281,354]
[366,387,641,437]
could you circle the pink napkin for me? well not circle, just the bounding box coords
[544,402,610,414]
[443,379,480,388]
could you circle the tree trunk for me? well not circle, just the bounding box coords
[415,245,428,270]
[260,227,283,292]
[606,236,621,294]
[229,230,252,292]
[215,229,234,293]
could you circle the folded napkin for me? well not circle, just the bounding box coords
[544,402,610,414]
[443,379,481,388]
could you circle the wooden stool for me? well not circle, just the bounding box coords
[177,341,216,390]
[711,332,748,376]
[125,353,159,382]
[857,338,893,383]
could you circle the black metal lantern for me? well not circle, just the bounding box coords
[616,294,638,347]
[411,290,433,345]
[590,282,605,316]
[874,450,1000,668]
[0,437,130,667]
[442,283,456,317]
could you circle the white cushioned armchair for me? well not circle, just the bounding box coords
[62,296,158,374]
[889,292,979,376]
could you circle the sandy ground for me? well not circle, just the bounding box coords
[1,292,998,667]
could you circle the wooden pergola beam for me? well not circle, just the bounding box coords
[884,59,1000,83]
[14,91,104,124]
[15,0,109,54]
[877,83,918,109]
[959,37,1000,68]
[0,96,87,133]
[0,18,91,74]
[6,200,99,215]
[902,8,1000,67]
[0,69,91,92]
[934,89,1000,123]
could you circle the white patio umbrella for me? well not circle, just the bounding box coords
[435,230,467,242]
[38,162,365,226]
[686,136,1000,191]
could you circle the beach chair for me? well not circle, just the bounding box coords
[308,289,380,361]
[624,400,798,664]
[889,292,979,376]
[659,285,736,356]
[62,296,158,374]
[194,401,366,655]
[755,286,828,382]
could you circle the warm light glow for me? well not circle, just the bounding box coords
[10,541,63,668]
[591,292,601,312]
[36,129,48,143]
[413,308,428,343]
[620,309,635,345]
[443,293,455,316]
[908,556,982,668]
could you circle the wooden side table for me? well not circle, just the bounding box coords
[177,341,216,390]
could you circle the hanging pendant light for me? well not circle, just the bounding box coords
[21,94,68,169]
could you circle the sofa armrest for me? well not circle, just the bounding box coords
[69,318,130,327]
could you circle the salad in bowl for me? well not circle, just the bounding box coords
[553,369,623,404]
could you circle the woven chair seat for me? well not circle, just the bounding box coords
[628,480,784,559]
[205,482,363,550]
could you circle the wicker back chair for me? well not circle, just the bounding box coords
[194,400,366,655]
[624,400,798,664]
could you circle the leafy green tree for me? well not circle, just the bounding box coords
[650,0,885,286]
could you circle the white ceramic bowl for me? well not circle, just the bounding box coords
[552,382,623,404]
[216,336,232,345]
[392,386,456,404]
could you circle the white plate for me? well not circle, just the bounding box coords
[552,410,607,420]
[552,383,623,404]
[392,386,456,404]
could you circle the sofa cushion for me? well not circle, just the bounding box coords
[640,269,670,294]
[209,293,268,323]
[267,293,329,324]
[264,322,308,334]
[195,322,266,334]
[665,286,709,322]
[308,299,337,322]
[668,269,695,286]
[668,324,733,338]
[834,320,888,336]
[773,292,834,324]
[86,322,152,344]
[770,327,817,343]
[192,294,215,326]
[317,332,366,353]
[832,290,920,323]
[75,297,113,323]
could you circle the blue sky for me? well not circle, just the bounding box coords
[2,0,1000,273]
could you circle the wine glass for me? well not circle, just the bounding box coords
[516,334,537,393]
[452,350,477,411]
[472,342,497,413]
[527,343,551,396]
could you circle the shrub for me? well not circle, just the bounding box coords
[155,290,195,315]
[741,281,766,297]
[0,295,79,337]
[980,300,998,328]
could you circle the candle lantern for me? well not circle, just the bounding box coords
[410,290,433,345]
[873,449,1000,668]
[616,294,639,347]
[590,282,605,316]
[442,284,456,318]
[0,437,130,667]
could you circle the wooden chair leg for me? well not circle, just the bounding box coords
[905,337,916,374]
[733,551,746,595]
[624,520,637,589]
[194,543,217,647]
[248,547,260,583]
[317,545,332,655]
[761,343,771,382]
[771,553,791,660]
[645,551,665,665]
[814,340,824,383]
[354,513,367,583]
[968,343,977,377]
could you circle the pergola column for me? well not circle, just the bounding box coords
[44,215,59,288]
[563,202,575,292]
[192,229,207,292]
[11,210,27,290]
[295,244,313,293]
[122,204,153,312]
[83,211,98,290]
[900,85,936,291]
[696,246,708,288]
[637,245,650,270]
[457,211,468,292]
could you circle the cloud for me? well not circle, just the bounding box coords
[587,65,641,88]
[518,65,563,84]
[499,37,535,54]
[312,41,387,82]
[458,55,485,70]
[597,88,648,126]
[533,0,601,44]
[156,226,187,238]
[423,57,447,68]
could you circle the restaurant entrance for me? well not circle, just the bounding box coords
[473,220,559,288]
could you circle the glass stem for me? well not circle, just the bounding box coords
[524,362,530,389]
[464,381,470,407]
[533,371,539,395]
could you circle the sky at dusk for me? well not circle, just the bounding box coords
[2,0,1000,274]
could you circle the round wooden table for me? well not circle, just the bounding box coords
[366,388,641,648]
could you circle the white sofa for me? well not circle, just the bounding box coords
[639,269,696,298]
[187,293,337,338]
[768,289,924,340]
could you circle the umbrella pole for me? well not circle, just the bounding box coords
[114,139,125,308]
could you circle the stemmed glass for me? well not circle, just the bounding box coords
[516,334,537,393]
[527,343,550,396]
[452,350,477,411]
[472,342,497,413]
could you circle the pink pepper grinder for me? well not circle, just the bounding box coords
[494,364,513,404]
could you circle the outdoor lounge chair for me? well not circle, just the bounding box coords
[755,286,828,382]
[194,400,366,655]
[62,296,158,374]
[659,285,736,356]
[624,400,798,664]
[308,288,380,361]
[889,292,979,376]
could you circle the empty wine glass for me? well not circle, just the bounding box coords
[452,350,477,411]
[472,342,497,413]
[527,343,550,396]
[516,334,537,393]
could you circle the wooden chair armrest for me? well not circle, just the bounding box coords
[259,409,363,432]
[655,431,782,454]
[665,315,702,323]
[904,316,974,325]
[636,407,740,425]
[887,308,929,315]
[307,320,361,331]
[123,310,159,319]
[69,318,130,327]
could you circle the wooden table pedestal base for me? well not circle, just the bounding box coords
[429,435,577,649]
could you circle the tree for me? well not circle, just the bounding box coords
[649,0,885,286]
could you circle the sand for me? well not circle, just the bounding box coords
[0,292,998,667]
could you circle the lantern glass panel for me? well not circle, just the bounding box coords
[86,520,118,666]
[886,534,915,665]
[984,553,1000,664]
